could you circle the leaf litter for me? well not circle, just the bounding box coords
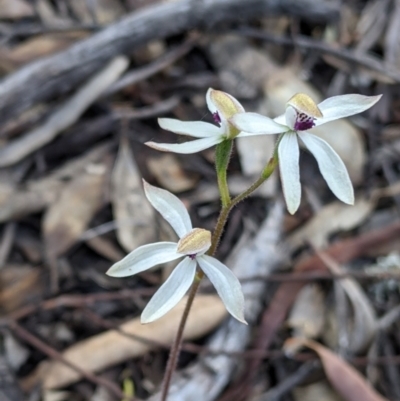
[0,1,399,400]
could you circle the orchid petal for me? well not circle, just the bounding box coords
[278,133,301,214]
[236,131,276,138]
[158,118,222,138]
[106,242,180,277]
[285,106,297,130]
[298,132,354,205]
[315,94,382,126]
[197,255,246,324]
[274,114,286,125]
[141,257,196,323]
[143,181,192,238]
[146,136,222,154]
[230,112,288,135]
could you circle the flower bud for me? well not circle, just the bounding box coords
[177,228,211,256]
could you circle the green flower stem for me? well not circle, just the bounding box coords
[215,140,233,208]
[160,152,278,401]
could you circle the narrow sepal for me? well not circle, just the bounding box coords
[158,118,222,138]
[278,133,301,214]
[197,255,246,324]
[230,112,288,135]
[141,257,196,323]
[143,180,192,238]
[106,242,180,277]
[145,136,222,154]
[315,94,382,126]
[298,132,354,205]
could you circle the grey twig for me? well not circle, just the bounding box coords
[0,57,128,167]
[0,0,339,124]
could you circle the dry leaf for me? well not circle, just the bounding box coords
[85,236,125,262]
[236,134,275,176]
[69,0,124,24]
[287,284,326,339]
[0,265,43,314]
[147,154,197,193]
[287,198,375,251]
[293,380,345,401]
[0,0,33,19]
[4,332,29,371]
[207,35,278,99]
[40,295,227,389]
[111,137,154,253]
[236,134,276,198]
[43,163,108,259]
[284,338,388,401]
[0,33,87,70]
[316,251,377,353]
[35,0,70,27]
[0,143,111,223]
[43,390,71,401]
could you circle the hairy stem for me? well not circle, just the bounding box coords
[215,140,233,208]
[160,276,202,401]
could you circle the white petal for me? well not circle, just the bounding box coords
[298,132,354,204]
[158,118,222,138]
[145,136,222,154]
[106,242,180,277]
[143,181,192,238]
[197,255,246,324]
[284,106,297,130]
[315,94,382,126]
[274,114,286,125]
[141,257,196,323]
[278,133,301,214]
[230,112,289,135]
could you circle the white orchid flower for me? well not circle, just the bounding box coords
[230,93,381,214]
[145,88,271,154]
[106,181,246,324]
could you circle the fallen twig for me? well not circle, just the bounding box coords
[0,0,339,124]
[237,27,400,83]
[0,56,128,167]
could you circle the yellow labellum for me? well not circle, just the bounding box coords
[210,89,242,120]
[287,93,323,118]
[177,228,211,255]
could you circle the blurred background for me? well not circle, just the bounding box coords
[0,0,399,400]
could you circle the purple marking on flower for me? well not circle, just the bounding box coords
[189,254,196,260]
[294,112,316,131]
[212,112,221,124]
